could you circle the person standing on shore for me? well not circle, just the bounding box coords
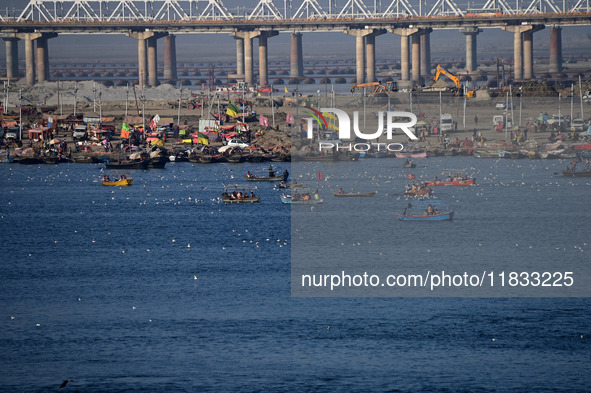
[474,115,478,128]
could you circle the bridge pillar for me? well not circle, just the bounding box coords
[24,34,37,86]
[258,31,279,86]
[504,25,542,81]
[127,31,166,87]
[290,33,304,78]
[233,31,261,86]
[163,35,178,82]
[392,28,419,84]
[411,33,421,84]
[523,26,544,80]
[235,37,244,78]
[462,27,481,73]
[33,33,57,84]
[3,37,19,80]
[147,36,159,86]
[365,29,387,83]
[549,26,562,73]
[420,28,432,77]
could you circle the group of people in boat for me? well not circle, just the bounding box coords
[406,183,430,193]
[424,204,441,216]
[102,174,127,182]
[565,158,589,172]
[433,175,470,182]
[292,190,320,201]
[227,190,255,200]
[246,166,289,180]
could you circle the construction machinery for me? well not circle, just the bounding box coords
[351,81,397,95]
[424,65,476,97]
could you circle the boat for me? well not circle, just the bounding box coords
[562,169,591,177]
[426,178,476,186]
[102,178,133,186]
[245,167,287,182]
[14,157,44,165]
[280,194,324,205]
[147,157,168,168]
[473,151,510,159]
[333,191,377,197]
[396,152,428,159]
[396,200,454,221]
[105,160,149,169]
[221,184,261,203]
[276,182,304,189]
[426,170,476,186]
[404,186,433,197]
[402,161,416,168]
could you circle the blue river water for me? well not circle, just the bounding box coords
[0,159,589,392]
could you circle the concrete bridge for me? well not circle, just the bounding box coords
[1,0,590,87]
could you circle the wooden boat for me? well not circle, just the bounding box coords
[333,191,377,197]
[397,211,454,221]
[404,187,433,197]
[562,169,591,177]
[227,155,246,163]
[71,156,94,163]
[245,174,285,182]
[105,160,149,169]
[425,178,476,186]
[147,157,167,168]
[102,178,133,186]
[221,184,261,203]
[14,157,44,165]
[277,182,304,189]
[281,194,324,205]
[396,200,454,221]
[473,151,510,159]
[402,162,416,168]
[396,152,428,159]
[42,156,60,165]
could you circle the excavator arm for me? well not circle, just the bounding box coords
[434,65,461,89]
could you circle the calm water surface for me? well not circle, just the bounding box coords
[0,159,589,392]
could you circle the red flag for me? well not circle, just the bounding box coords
[286,112,295,125]
[259,115,269,127]
[407,173,416,180]
[318,172,323,181]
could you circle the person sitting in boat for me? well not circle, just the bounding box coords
[268,164,275,177]
[433,176,439,182]
[314,190,320,200]
[303,193,310,201]
[402,208,408,216]
[426,204,434,215]
[283,169,289,182]
[293,192,301,201]
[250,191,255,198]
[435,208,440,214]
[243,192,249,198]
[103,174,108,182]
[571,160,577,172]
[237,191,243,199]
[121,175,126,180]
[338,188,343,194]
[231,191,238,199]
[247,171,252,178]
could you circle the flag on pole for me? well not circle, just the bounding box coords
[285,87,290,94]
[226,106,238,118]
[259,115,269,127]
[198,132,209,145]
[120,123,130,139]
[286,112,295,125]
[227,102,239,113]
[318,172,323,181]
[149,114,160,130]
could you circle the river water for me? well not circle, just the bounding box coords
[0,159,589,392]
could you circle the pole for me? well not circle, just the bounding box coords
[558,93,561,129]
[142,84,145,139]
[463,95,466,131]
[57,78,62,116]
[177,89,181,127]
[505,91,508,140]
[439,91,442,125]
[519,86,522,127]
[363,87,366,130]
[93,82,96,113]
[570,84,574,122]
[99,86,102,126]
[271,87,275,128]
[125,83,129,117]
[579,75,584,119]
[74,82,78,117]
[18,88,22,141]
[242,88,245,123]
[509,85,514,126]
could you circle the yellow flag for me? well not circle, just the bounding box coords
[322,112,338,121]
[226,108,238,117]
[284,87,289,94]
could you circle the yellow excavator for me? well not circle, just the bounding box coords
[431,65,476,97]
[351,81,397,95]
